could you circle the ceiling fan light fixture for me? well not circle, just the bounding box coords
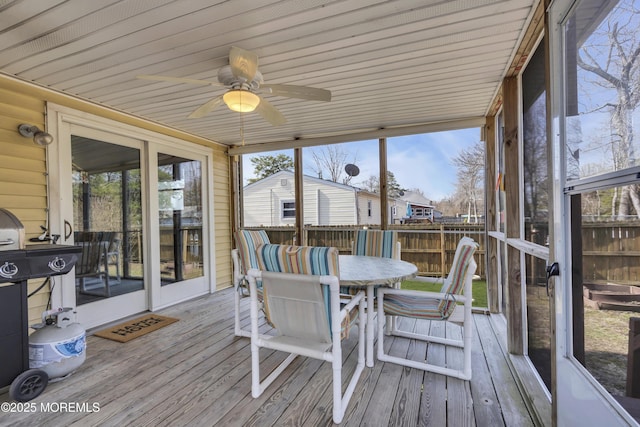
[223,90,260,112]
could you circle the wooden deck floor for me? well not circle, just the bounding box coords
[1,287,536,426]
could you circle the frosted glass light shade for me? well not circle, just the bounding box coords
[223,90,260,112]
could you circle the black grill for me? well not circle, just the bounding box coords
[0,244,80,283]
[0,244,81,389]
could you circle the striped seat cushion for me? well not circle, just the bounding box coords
[381,293,447,319]
[256,244,340,276]
[383,237,477,320]
[438,237,477,315]
[234,229,270,275]
[342,230,399,296]
[255,244,356,339]
[353,230,398,258]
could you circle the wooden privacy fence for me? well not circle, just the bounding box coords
[248,224,486,279]
[582,222,640,285]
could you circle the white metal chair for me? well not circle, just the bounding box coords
[231,229,270,337]
[376,236,478,380]
[247,244,365,424]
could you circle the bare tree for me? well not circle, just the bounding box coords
[308,146,359,184]
[523,97,548,222]
[576,1,640,217]
[452,141,485,222]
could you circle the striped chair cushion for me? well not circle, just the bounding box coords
[352,230,398,259]
[344,230,399,296]
[234,229,270,275]
[256,244,340,276]
[381,294,445,319]
[255,244,357,338]
[383,237,477,320]
[438,237,477,315]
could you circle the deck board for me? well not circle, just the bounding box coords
[470,314,507,427]
[0,287,535,426]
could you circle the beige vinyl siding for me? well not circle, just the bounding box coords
[0,75,232,324]
[212,147,232,290]
[0,85,48,326]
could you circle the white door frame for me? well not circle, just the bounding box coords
[548,1,638,425]
[147,143,213,309]
[46,103,216,328]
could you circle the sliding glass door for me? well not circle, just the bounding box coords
[62,126,148,328]
[149,146,209,309]
[48,104,213,329]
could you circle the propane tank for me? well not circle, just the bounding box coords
[29,308,86,380]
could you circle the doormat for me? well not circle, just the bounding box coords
[93,314,179,343]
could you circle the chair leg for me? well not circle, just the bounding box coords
[234,284,250,337]
[376,300,471,380]
[333,296,366,424]
[332,356,343,423]
[115,253,121,281]
[251,345,297,398]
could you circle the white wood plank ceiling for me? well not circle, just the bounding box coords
[0,0,538,149]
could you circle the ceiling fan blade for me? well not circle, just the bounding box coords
[255,96,286,126]
[229,46,258,82]
[188,95,225,118]
[137,74,222,86]
[261,84,331,102]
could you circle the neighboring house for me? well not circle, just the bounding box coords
[391,190,437,224]
[243,170,385,226]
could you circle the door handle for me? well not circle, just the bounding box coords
[545,262,559,296]
[64,220,73,240]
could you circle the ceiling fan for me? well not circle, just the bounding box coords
[137,46,331,126]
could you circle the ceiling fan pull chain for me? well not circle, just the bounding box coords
[240,113,245,146]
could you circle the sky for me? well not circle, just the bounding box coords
[242,127,481,201]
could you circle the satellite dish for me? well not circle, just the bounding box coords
[345,164,360,177]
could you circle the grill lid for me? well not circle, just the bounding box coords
[0,208,26,251]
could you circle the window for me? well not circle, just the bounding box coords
[282,200,295,219]
[367,200,372,217]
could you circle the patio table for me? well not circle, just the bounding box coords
[339,255,418,367]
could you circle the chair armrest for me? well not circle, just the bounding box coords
[379,288,469,303]
[340,290,365,312]
[410,276,445,285]
[231,249,243,286]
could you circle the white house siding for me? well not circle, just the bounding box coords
[356,193,383,225]
[310,184,355,225]
[243,173,296,227]
[243,171,360,226]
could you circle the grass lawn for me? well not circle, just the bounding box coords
[401,278,488,308]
